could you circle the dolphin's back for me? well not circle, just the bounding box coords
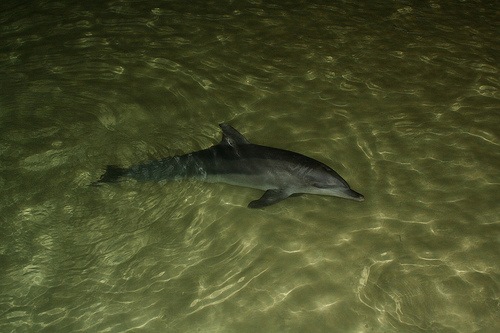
[98,144,319,186]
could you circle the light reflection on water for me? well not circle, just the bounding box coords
[1,0,499,332]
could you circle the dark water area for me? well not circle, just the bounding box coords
[1,1,499,332]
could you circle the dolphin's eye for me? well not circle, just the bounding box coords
[313,183,330,189]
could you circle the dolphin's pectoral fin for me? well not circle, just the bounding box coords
[248,189,292,208]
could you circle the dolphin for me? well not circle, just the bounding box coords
[95,124,364,208]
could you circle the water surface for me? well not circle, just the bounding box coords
[1,1,499,332]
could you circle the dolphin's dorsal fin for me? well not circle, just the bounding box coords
[219,124,250,146]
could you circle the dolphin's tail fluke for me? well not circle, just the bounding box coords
[93,165,128,185]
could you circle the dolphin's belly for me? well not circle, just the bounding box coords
[202,173,281,191]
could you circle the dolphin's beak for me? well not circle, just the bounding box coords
[344,189,364,201]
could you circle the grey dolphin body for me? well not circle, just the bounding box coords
[97,124,364,208]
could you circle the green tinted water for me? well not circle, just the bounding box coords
[1,1,499,332]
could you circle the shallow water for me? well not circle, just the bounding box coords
[1,0,499,332]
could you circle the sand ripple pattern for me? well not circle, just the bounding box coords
[1,0,499,332]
